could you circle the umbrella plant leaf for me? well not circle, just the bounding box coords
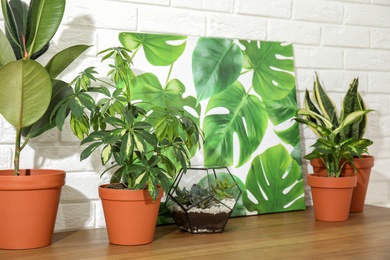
[239,40,295,100]
[203,81,268,167]
[192,37,243,102]
[0,60,51,127]
[242,144,305,214]
[119,32,187,66]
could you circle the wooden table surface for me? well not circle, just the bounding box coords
[1,205,389,259]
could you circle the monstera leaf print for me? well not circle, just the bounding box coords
[119,32,187,66]
[203,81,268,167]
[242,144,305,214]
[239,40,295,101]
[130,73,201,124]
[263,87,300,147]
[192,37,243,102]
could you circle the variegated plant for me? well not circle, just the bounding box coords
[60,34,204,201]
[295,73,373,177]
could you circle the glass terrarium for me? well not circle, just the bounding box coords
[166,166,242,233]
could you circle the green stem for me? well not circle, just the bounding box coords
[165,64,174,87]
[13,128,22,176]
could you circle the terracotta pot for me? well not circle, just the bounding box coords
[0,169,66,249]
[310,156,375,212]
[307,174,357,222]
[344,156,375,212]
[99,184,163,245]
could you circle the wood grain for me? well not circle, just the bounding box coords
[1,206,390,259]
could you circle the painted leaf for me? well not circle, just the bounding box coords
[130,73,201,125]
[203,81,268,167]
[0,60,51,127]
[239,40,295,100]
[264,87,300,146]
[242,144,305,214]
[119,32,187,66]
[192,37,243,102]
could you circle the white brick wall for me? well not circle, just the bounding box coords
[1,0,389,231]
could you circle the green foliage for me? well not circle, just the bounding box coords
[203,81,268,167]
[296,73,373,177]
[174,178,236,209]
[0,0,89,175]
[242,144,305,214]
[192,38,243,102]
[61,34,204,201]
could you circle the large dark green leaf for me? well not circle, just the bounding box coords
[0,60,51,127]
[203,81,268,167]
[130,73,201,125]
[192,37,243,102]
[45,44,91,79]
[26,0,66,57]
[0,29,16,67]
[242,144,305,214]
[21,80,73,137]
[239,40,295,100]
[119,32,187,66]
[1,0,25,58]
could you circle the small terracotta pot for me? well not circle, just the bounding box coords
[307,174,357,222]
[0,169,66,249]
[99,184,163,245]
[310,156,375,212]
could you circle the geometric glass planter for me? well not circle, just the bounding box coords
[166,166,242,233]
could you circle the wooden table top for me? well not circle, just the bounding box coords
[1,205,389,259]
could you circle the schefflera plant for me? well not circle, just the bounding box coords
[0,0,90,175]
[295,73,373,177]
[56,35,204,200]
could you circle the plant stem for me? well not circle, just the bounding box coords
[13,128,22,176]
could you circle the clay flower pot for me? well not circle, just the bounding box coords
[0,169,65,249]
[311,156,375,212]
[307,174,357,222]
[99,184,163,245]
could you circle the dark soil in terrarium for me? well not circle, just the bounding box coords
[173,210,230,233]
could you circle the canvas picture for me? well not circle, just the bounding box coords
[115,32,306,222]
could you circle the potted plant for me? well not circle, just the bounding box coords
[60,33,204,245]
[0,0,90,249]
[295,73,373,221]
[165,166,242,233]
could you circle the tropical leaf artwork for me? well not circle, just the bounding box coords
[119,32,305,223]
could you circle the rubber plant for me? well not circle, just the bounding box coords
[0,0,90,175]
[55,33,204,200]
[295,73,373,177]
